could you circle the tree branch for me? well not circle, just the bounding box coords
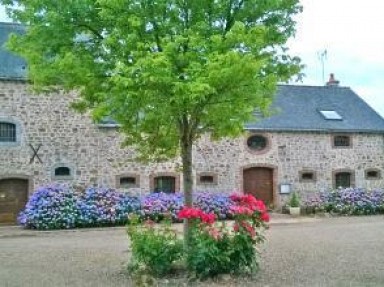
[74,23,104,40]
[223,0,245,35]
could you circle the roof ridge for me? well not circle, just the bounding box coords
[278,83,351,89]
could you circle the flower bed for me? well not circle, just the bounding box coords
[77,187,141,227]
[140,192,235,222]
[18,184,141,229]
[18,184,79,229]
[127,193,270,279]
[305,188,384,215]
[18,185,239,229]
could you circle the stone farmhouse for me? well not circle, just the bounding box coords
[1,22,384,224]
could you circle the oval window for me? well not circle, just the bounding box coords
[247,135,267,151]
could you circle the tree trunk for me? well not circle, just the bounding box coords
[181,137,193,246]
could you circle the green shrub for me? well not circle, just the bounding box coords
[127,193,269,279]
[127,215,184,277]
[288,192,300,207]
[186,223,233,277]
[181,194,269,278]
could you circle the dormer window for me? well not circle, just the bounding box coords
[319,110,342,120]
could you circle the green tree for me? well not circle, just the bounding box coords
[2,0,302,239]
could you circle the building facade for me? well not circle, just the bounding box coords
[1,22,384,223]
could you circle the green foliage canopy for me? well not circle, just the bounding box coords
[2,0,302,161]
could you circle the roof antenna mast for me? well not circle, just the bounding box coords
[317,49,327,85]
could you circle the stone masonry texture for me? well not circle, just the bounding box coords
[1,80,384,206]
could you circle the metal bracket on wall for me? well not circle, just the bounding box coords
[29,144,43,164]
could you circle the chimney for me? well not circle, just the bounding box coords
[326,73,340,86]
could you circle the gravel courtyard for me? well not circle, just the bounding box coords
[1,215,384,287]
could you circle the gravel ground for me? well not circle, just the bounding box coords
[1,215,384,287]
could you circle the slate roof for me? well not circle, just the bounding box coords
[245,85,384,133]
[0,22,27,80]
[1,22,384,134]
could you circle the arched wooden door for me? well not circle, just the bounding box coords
[243,167,273,205]
[0,179,28,225]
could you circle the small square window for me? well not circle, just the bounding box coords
[55,167,71,176]
[200,175,214,184]
[335,172,352,188]
[302,173,313,180]
[300,171,316,182]
[154,176,176,193]
[53,166,73,180]
[120,177,136,188]
[0,122,16,142]
[333,135,351,147]
[365,170,380,180]
[197,173,218,185]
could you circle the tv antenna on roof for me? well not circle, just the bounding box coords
[317,49,327,84]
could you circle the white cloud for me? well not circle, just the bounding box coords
[288,0,384,116]
[0,5,10,22]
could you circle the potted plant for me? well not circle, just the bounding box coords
[288,192,301,216]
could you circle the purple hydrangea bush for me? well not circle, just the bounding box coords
[77,187,141,227]
[140,192,184,222]
[193,192,234,219]
[140,192,235,222]
[19,184,249,229]
[18,184,80,229]
[305,188,384,215]
[18,184,141,229]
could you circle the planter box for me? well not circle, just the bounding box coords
[289,207,301,216]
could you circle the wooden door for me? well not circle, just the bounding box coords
[243,167,273,204]
[0,179,28,224]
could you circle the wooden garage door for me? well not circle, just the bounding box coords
[0,179,28,224]
[243,167,273,205]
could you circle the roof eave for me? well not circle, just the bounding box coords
[244,126,384,134]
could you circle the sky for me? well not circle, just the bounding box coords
[1,1,384,116]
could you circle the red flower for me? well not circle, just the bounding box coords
[230,193,268,214]
[260,212,270,222]
[177,207,216,224]
[254,200,267,213]
[177,207,203,219]
[200,213,216,224]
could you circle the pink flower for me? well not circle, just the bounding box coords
[230,205,253,216]
[240,221,256,239]
[206,226,221,240]
[144,219,155,227]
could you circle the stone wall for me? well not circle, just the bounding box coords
[1,80,384,206]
